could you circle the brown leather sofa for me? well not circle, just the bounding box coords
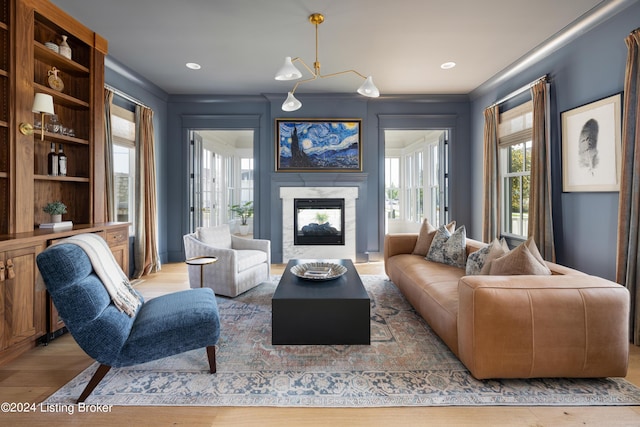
[384,233,630,379]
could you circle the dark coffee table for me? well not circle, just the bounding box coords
[272,259,370,345]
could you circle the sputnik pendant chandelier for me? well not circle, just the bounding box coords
[275,13,380,112]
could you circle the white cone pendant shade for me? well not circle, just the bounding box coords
[275,57,302,81]
[282,92,302,112]
[357,76,380,98]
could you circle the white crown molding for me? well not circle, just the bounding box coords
[470,0,639,100]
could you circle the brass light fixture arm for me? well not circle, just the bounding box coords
[290,68,367,94]
[19,111,47,139]
[290,57,317,78]
[319,69,368,80]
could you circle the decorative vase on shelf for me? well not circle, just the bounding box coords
[51,214,62,223]
[59,35,72,60]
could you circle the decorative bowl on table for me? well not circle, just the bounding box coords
[290,262,347,281]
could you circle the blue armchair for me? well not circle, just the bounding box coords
[36,243,221,403]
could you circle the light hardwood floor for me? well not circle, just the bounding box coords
[1,262,639,426]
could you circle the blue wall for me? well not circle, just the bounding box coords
[165,93,470,264]
[468,1,640,280]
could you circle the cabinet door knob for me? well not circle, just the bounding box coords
[6,259,15,280]
[0,260,4,282]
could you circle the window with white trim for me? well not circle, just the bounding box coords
[404,152,424,223]
[426,143,440,227]
[239,157,254,204]
[385,157,400,220]
[499,101,533,238]
[111,104,136,235]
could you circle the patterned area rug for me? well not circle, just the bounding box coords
[44,275,640,407]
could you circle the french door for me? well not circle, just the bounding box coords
[384,129,449,233]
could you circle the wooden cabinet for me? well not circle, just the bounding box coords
[0,241,46,365]
[106,228,129,274]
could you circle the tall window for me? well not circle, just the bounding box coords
[201,148,214,227]
[499,101,533,238]
[385,157,400,220]
[239,158,254,204]
[226,156,235,221]
[405,152,424,223]
[111,104,136,234]
[426,143,440,226]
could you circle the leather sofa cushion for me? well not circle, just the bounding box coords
[458,275,629,378]
[386,254,465,354]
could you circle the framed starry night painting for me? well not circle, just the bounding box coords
[275,119,362,172]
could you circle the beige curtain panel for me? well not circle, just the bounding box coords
[528,79,556,262]
[482,105,500,242]
[616,28,640,344]
[133,105,161,278]
[104,89,115,222]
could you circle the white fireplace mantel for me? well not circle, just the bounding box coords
[280,187,358,262]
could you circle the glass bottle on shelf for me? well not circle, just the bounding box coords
[58,144,67,176]
[48,142,59,176]
[47,114,60,134]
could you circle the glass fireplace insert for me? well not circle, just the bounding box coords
[293,198,345,245]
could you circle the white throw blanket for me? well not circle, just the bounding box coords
[57,233,142,317]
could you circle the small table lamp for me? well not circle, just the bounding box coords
[19,93,55,139]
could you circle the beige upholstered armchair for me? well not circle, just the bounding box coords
[183,224,271,297]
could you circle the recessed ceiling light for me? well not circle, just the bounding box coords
[186,62,201,70]
[440,62,456,70]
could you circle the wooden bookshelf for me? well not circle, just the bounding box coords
[0,0,122,367]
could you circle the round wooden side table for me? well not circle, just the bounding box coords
[185,256,218,288]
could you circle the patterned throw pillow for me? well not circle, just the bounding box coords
[426,225,467,268]
[412,219,456,256]
[466,241,492,275]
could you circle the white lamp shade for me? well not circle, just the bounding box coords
[357,76,380,98]
[32,93,55,115]
[281,92,302,112]
[275,57,302,81]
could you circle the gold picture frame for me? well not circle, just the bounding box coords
[275,119,362,172]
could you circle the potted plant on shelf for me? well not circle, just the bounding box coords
[43,201,67,223]
[230,201,253,235]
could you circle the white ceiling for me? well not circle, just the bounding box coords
[50,0,605,96]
